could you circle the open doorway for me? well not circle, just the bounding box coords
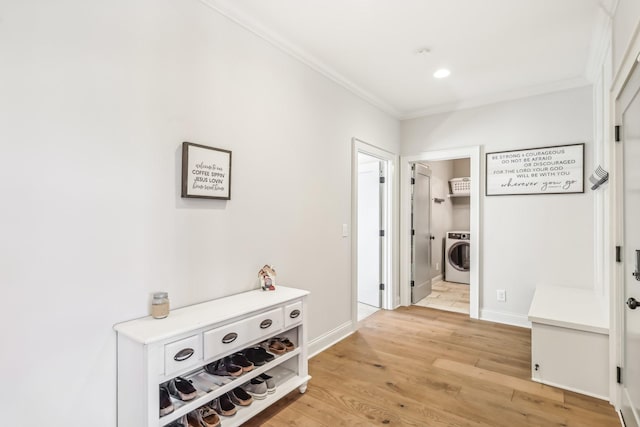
[411,159,471,315]
[400,146,481,318]
[357,152,384,319]
[351,138,397,324]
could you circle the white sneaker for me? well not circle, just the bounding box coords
[259,373,276,394]
[243,378,268,399]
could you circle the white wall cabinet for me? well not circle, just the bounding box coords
[114,286,310,427]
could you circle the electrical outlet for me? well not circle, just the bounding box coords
[435,262,440,271]
[497,289,506,302]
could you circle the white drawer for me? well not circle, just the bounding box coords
[203,318,251,361]
[203,307,284,361]
[164,334,202,376]
[246,307,284,342]
[284,301,303,328]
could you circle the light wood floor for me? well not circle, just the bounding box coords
[415,280,470,314]
[244,306,619,426]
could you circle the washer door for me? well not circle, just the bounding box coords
[448,242,470,271]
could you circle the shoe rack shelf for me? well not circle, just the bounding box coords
[114,286,310,427]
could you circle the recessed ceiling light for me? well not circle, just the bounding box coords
[433,68,451,79]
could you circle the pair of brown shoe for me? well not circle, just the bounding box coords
[264,337,295,354]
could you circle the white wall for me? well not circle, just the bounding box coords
[0,1,399,425]
[402,87,594,323]
[451,158,471,231]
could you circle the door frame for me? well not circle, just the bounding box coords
[610,16,640,412]
[351,138,398,326]
[612,54,640,422]
[400,146,481,318]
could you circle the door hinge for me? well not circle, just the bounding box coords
[411,177,415,185]
[410,280,415,288]
[411,229,415,236]
[616,246,622,263]
[615,125,621,142]
[379,230,385,237]
[617,366,622,384]
[379,176,386,184]
[379,283,385,291]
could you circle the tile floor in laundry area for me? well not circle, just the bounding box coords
[414,280,470,314]
[358,279,470,321]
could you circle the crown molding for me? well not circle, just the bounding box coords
[197,0,599,122]
[400,77,592,120]
[198,0,403,118]
[585,1,615,82]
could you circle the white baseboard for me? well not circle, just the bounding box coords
[480,309,531,328]
[308,320,354,359]
[432,274,443,283]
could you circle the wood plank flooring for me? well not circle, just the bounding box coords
[243,306,620,426]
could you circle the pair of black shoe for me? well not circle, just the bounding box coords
[159,377,198,416]
[208,386,254,417]
[242,346,275,366]
[204,352,254,377]
[204,347,273,377]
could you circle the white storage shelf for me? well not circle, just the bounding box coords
[114,286,310,427]
[528,286,609,400]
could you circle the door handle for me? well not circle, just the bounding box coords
[627,298,639,310]
[633,250,640,281]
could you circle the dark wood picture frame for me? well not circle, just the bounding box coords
[181,142,232,200]
[485,143,585,196]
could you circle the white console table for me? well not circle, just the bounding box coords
[528,286,609,400]
[114,286,310,427]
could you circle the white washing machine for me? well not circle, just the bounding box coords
[445,231,470,284]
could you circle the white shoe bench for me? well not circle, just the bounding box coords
[114,286,310,427]
[528,285,609,400]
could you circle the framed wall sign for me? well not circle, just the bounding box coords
[486,143,584,196]
[181,142,232,200]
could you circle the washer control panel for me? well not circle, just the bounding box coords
[448,232,470,240]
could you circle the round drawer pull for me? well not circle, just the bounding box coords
[260,319,273,329]
[222,332,238,344]
[173,348,194,362]
[289,309,301,319]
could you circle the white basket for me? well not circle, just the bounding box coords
[449,177,471,195]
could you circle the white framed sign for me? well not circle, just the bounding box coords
[486,143,584,196]
[181,142,232,200]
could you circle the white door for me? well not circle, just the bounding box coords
[357,153,382,307]
[411,163,432,303]
[620,60,640,427]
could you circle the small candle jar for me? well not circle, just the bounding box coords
[151,292,170,319]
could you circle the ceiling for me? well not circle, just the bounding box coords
[206,0,606,119]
